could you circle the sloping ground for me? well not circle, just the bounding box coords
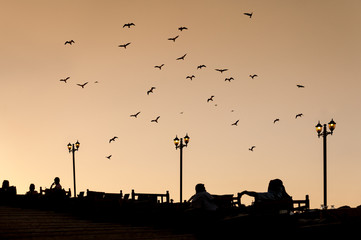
[0,206,196,240]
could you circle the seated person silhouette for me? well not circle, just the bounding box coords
[50,177,62,191]
[26,183,39,198]
[47,177,65,199]
[188,183,218,211]
[240,178,292,203]
[0,180,17,202]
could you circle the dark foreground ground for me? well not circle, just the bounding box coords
[1,197,361,239]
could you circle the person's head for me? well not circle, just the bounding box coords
[29,183,35,191]
[54,177,60,184]
[195,183,205,193]
[2,180,9,189]
[268,179,283,192]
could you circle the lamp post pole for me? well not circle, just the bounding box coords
[323,124,327,209]
[68,141,80,198]
[174,134,190,203]
[316,119,336,209]
[179,138,183,203]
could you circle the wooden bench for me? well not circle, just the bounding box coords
[39,187,71,198]
[240,194,310,214]
[86,189,105,200]
[212,194,241,208]
[86,189,125,200]
[131,189,170,203]
[104,190,123,200]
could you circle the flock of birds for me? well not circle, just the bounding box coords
[59,11,306,158]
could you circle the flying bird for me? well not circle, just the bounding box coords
[249,146,256,151]
[106,155,112,160]
[109,136,118,143]
[274,118,280,124]
[60,77,70,83]
[232,120,239,126]
[244,12,253,18]
[176,54,187,60]
[64,40,75,45]
[186,75,195,80]
[297,85,305,88]
[118,42,131,49]
[154,64,164,70]
[147,87,156,95]
[77,82,88,88]
[207,95,214,102]
[178,26,188,31]
[295,113,303,119]
[168,35,179,42]
[151,116,160,123]
[225,77,234,82]
[215,69,228,73]
[123,23,135,28]
[197,65,206,69]
[130,112,141,118]
[249,74,258,79]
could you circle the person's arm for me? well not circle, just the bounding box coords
[240,190,257,197]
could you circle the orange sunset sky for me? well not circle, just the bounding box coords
[1,0,361,209]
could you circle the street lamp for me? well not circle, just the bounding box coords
[68,140,80,198]
[315,119,336,209]
[173,134,190,203]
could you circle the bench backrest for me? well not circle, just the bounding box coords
[131,189,170,203]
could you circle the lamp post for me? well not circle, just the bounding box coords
[173,134,190,203]
[315,119,336,209]
[67,140,80,198]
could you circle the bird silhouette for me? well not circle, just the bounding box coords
[64,40,75,45]
[249,74,258,79]
[215,69,228,73]
[118,42,131,49]
[178,26,188,31]
[297,85,305,88]
[186,75,195,80]
[197,65,206,69]
[130,112,141,118]
[77,82,88,88]
[60,77,70,83]
[207,95,214,102]
[176,54,187,60]
[232,120,239,126]
[249,146,256,151]
[295,113,303,119]
[147,87,156,95]
[154,64,164,70]
[168,35,179,42]
[106,155,112,160]
[151,116,160,123]
[274,118,280,124]
[225,77,234,82]
[109,136,118,143]
[244,12,253,18]
[123,23,135,28]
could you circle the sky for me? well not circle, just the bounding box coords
[1,0,361,209]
